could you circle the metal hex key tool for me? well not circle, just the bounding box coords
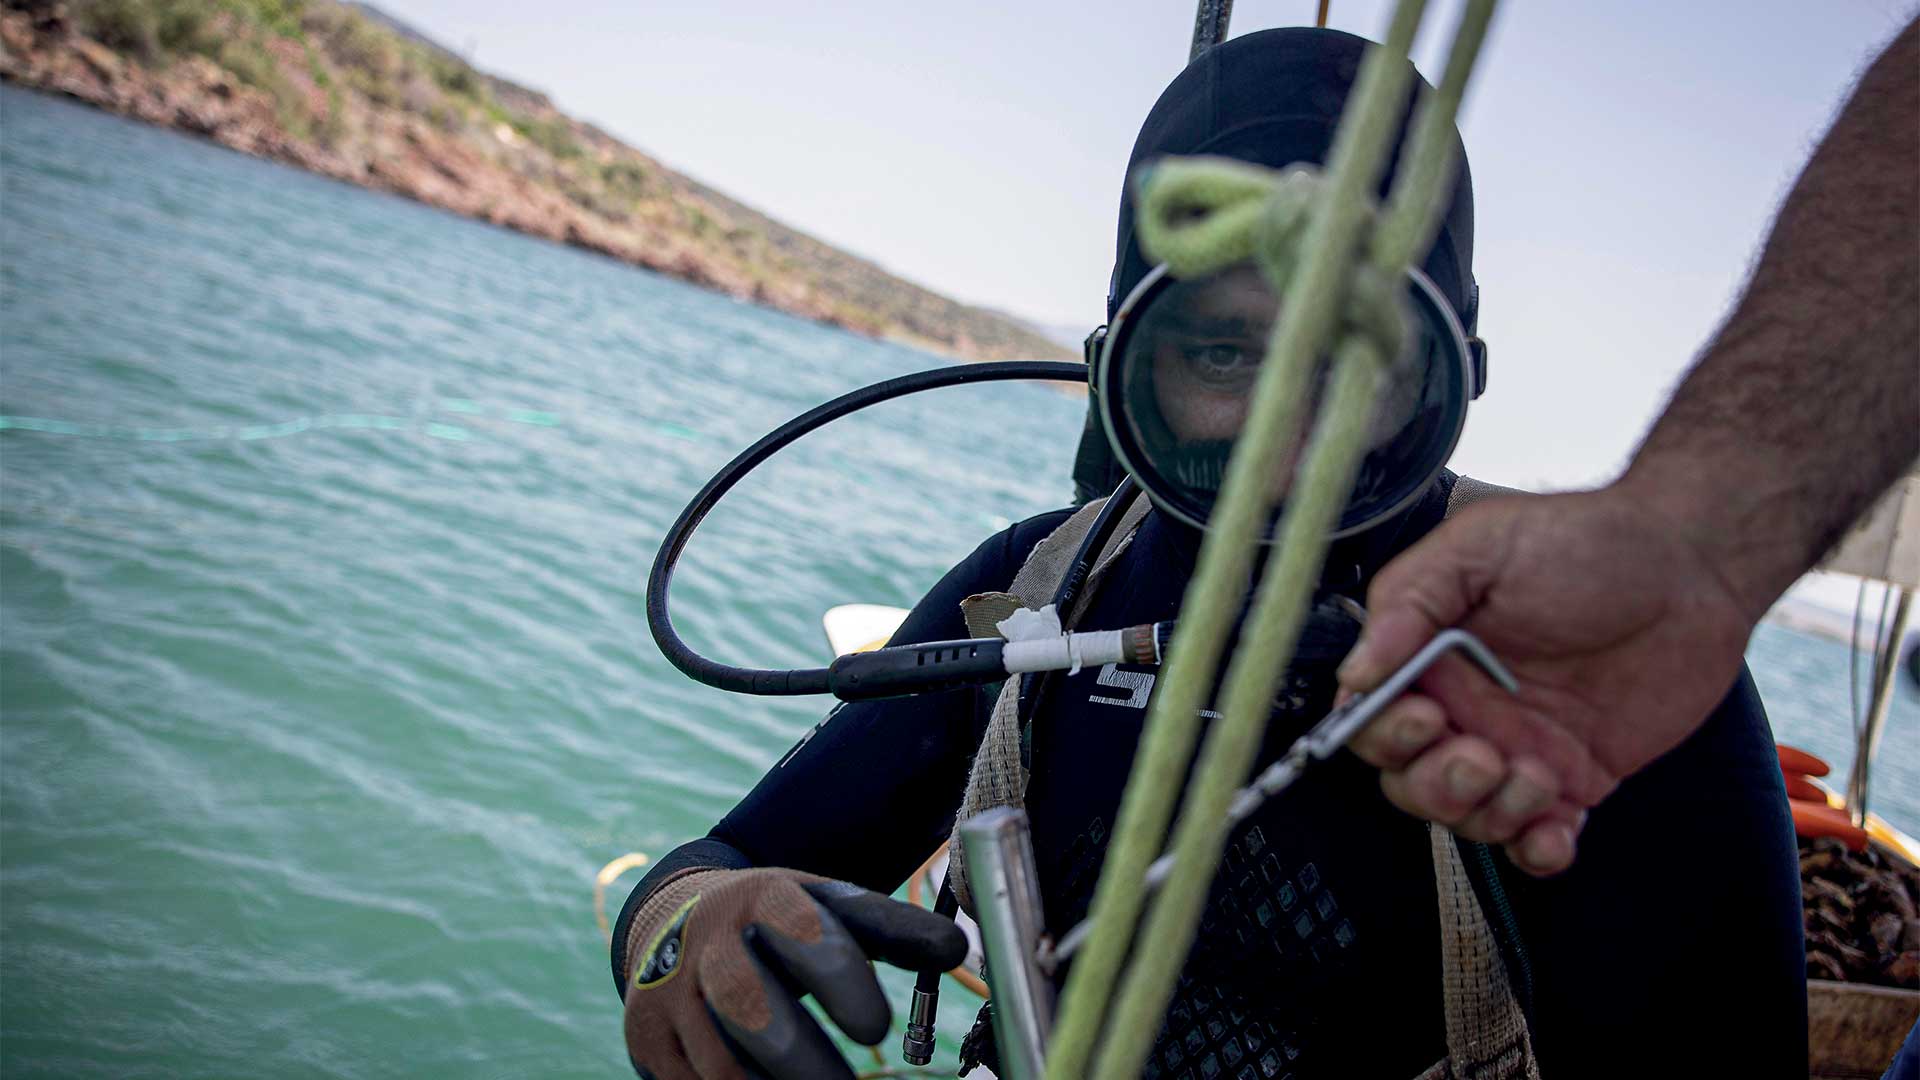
[1047,628,1518,969]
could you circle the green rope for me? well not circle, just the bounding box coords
[1093,348,1381,1079]
[1041,2,1500,1076]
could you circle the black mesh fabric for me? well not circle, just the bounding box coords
[1034,680,1447,1078]
[1144,977,1307,1080]
[1041,803,1441,1080]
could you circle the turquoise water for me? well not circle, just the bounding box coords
[2,84,1914,1077]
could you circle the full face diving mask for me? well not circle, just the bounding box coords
[1091,260,1482,539]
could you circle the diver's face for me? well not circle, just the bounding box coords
[1145,265,1310,496]
[1105,258,1469,539]
[1146,262,1422,461]
[1148,265,1273,441]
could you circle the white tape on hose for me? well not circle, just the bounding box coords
[1003,630,1126,675]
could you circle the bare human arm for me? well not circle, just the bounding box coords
[1337,15,1919,875]
[1626,12,1920,619]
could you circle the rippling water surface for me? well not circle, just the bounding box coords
[3,85,1915,1077]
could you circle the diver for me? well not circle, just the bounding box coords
[612,27,1807,1080]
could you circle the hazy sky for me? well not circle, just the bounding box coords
[376,0,1910,498]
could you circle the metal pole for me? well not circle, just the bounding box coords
[1190,0,1234,62]
[1849,584,1913,823]
[957,807,1053,1080]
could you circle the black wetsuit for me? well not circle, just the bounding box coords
[616,474,1808,1079]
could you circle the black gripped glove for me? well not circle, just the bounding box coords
[619,867,967,1080]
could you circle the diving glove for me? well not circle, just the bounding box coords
[619,867,967,1080]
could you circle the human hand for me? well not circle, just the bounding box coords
[620,867,967,1079]
[1335,485,1757,874]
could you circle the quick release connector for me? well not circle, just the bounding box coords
[901,984,940,1065]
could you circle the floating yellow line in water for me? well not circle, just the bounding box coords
[594,851,652,939]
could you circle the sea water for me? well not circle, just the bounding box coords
[3,85,1914,1077]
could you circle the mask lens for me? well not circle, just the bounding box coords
[1102,262,1469,537]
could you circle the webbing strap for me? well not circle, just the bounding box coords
[1416,825,1542,1079]
[946,494,1150,912]
[1445,474,1524,515]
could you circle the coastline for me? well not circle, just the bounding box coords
[0,2,1072,365]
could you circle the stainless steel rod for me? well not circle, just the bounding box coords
[957,807,1054,1080]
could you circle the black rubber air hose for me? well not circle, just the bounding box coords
[646,361,1089,697]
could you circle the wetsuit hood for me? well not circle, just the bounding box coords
[1073,26,1478,505]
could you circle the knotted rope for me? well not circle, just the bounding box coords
[1042,3,1500,1077]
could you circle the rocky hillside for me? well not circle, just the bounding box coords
[0,0,1072,362]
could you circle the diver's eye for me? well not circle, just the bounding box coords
[1179,342,1259,386]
